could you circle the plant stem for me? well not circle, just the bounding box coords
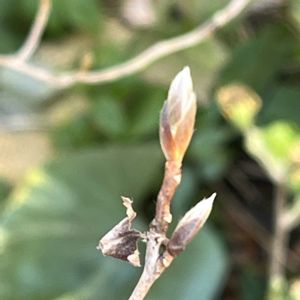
[128,234,160,300]
[268,183,289,297]
[154,161,182,233]
[128,161,180,300]
[129,231,174,300]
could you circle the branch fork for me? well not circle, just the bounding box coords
[98,67,215,300]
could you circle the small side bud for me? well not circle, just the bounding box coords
[97,197,142,267]
[216,84,261,131]
[160,66,197,163]
[167,193,215,256]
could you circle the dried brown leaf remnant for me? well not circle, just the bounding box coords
[97,197,142,267]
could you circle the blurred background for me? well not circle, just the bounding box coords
[0,0,300,299]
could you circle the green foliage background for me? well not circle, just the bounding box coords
[0,1,300,299]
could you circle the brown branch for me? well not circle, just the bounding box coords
[128,228,174,300]
[0,0,252,88]
[126,67,215,300]
[154,161,182,233]
[129,191,215,300]
[98,67,215,300]
[16,0,52,61]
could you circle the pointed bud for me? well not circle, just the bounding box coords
[160,66,197,163]
[167,193,215,256]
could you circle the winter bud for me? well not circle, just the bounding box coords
[160,66,197,163]
[167,193,215,256]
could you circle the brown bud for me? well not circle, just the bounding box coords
[160,66,197,163]
[167,193,215,256]
[97,197,142,267]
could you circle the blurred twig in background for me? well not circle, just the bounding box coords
[0,0,252,88]
[217,83,300,299]
[16,0,52,61]
[1,1,299,299]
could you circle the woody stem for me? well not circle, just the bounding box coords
[154,160,182,233]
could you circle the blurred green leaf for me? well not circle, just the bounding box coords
[129,90,164,138]
[189,125,233,181]
[0,71,56,109]
[53,227,228,300]
[218,24,296,91]
[92,97,127,138]
[0,26,20,53]
[0,144,163,300]
[0,143,228,300]
[171,167,198,222]
[240,266,265,300]
[147,226,228,300]
[267,277,292,300]
[216,83,262,131]
[19,0,101,35]
[262,122,299,160]
[51,114,98,150]
[259,86,300,127]
[245,123,300,182]
[0,178,11,210]
[291,0,300,28]
[177,0,230,23]
[88,79,165,141]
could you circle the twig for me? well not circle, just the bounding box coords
[98,67,214,300]
[128,160,183,300]
[128,217,174,300]
[17,0,52,61]
[269,184,288,278]
[154,161,182,232]
[218,183,299,272]
[0,0,252,88]
[267,184,290,297]
[128,66,217,299]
